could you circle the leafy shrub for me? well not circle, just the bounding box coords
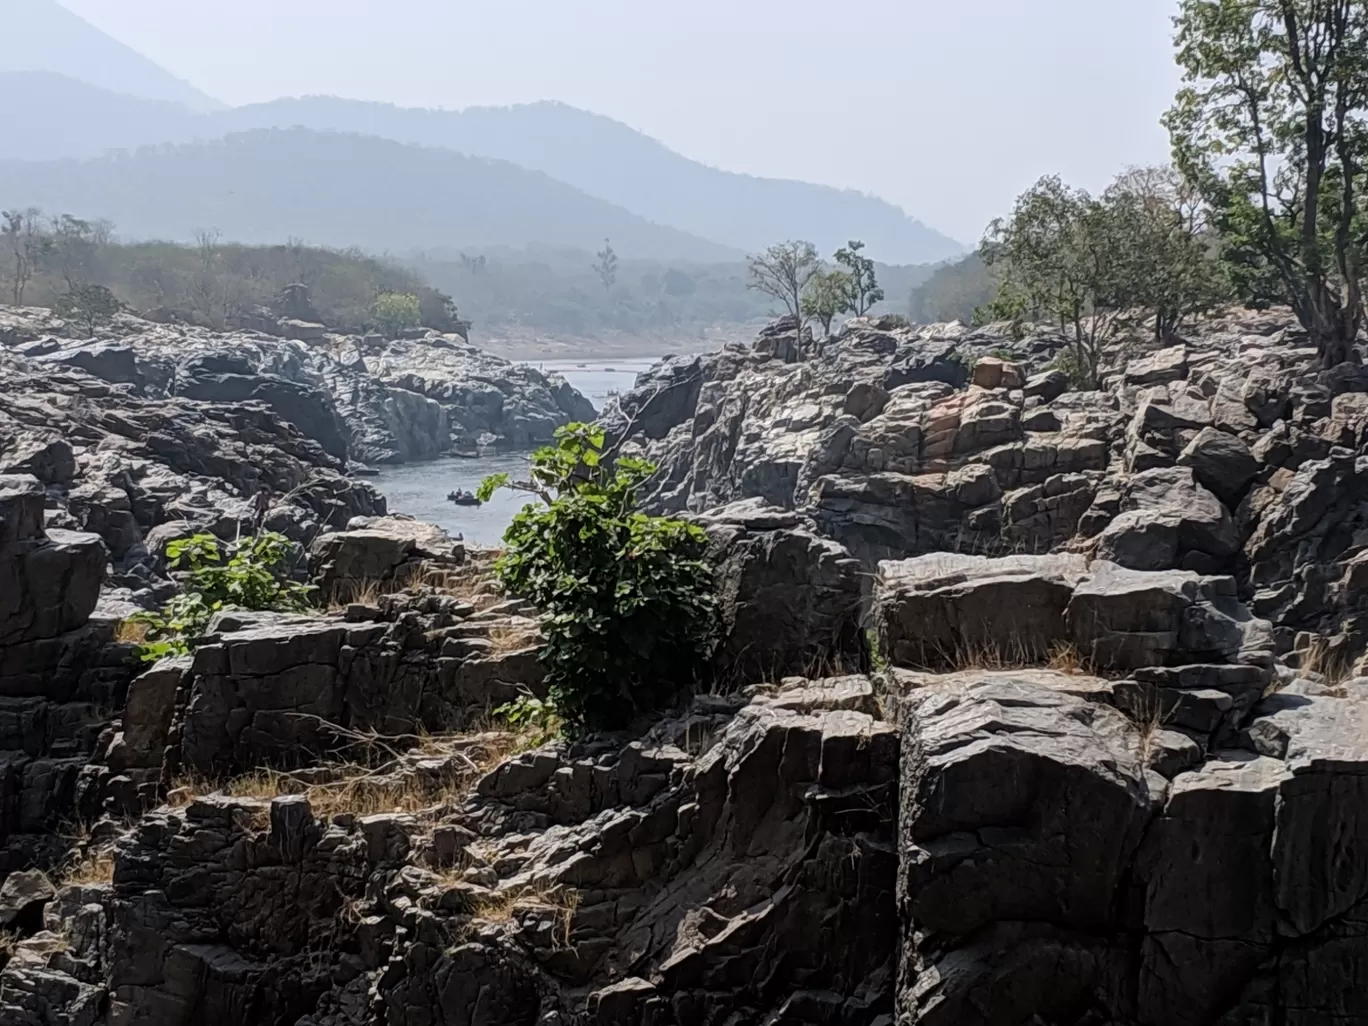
[479,424,717,734]
[493,692,563,747]
[130,532,314,662]
[369,291,422,336]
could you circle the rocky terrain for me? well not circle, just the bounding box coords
[4,306,1368,1025]
[1,303,595,464]
[605,311,1368,671]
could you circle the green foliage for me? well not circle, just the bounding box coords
[493,692,564,746]
[801,268,853,337]
[0,211,466,336]
[1166,0,1368,366]
[130,531,314,662]
[747,240,822,322]
[981,166,1227,388]
[53,284,121,334]
[369,291,423,336]
[834,239,885,316]
[481,423,717,734]
[990,347,1017,361]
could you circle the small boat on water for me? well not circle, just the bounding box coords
[446,490,482,507]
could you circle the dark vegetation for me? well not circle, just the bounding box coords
[1,210,463,334]
[479,424,717,734]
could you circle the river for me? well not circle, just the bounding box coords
[368,358,661,546]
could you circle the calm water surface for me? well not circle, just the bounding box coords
[370,359,662,546]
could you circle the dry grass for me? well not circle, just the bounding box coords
[163,728,534,823]
[1123,684,1171,763]
[1296,635,1355,690]
[61,850,116,887]
[420,561,506,612]
[465,883,581,948]
[938,635,1046,672]
[1045,642,1092,676]
[484,623,538,655]
[114,618,150,644]
[324,576,391,611]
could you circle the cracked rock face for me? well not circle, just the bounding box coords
[2,306,593,466]
[603,311,1368,669]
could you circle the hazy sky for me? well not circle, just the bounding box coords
[60,0,1181,244]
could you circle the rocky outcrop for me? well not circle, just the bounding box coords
[698,499,864,681]
[0,345,384,610]
[2,305,594,465]
[0,474,138,894]
[605,309,1368,669]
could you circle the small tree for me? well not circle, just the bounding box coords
[370,291,422,336]
[478,423,717,734]
[1100,166,1227,341]
[594,239,618,293]
[1166,0,1368,367]
[747,240,821,321]
[130,531,315,661]
[802,268,853,337]
[54,284,121,335]
[834,240,885,315]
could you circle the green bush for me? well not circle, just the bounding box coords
[130,531,315,662]
[369,291,422,336]
[479,424,717,734]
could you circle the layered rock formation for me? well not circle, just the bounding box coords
[604,311,1368,668]
[0,344,384,610]
[1,305,594,465]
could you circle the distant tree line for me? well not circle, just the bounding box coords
[0,209,467,336]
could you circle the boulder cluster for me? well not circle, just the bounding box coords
[4,307,1368,1025]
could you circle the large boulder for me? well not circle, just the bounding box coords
[699,499,864,680]
[1095,466,1238,573]
[0,475,106,650]
[874,553,1090,668]
[309,515,463,601]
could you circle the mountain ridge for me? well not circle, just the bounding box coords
[0,126,741,262]
[0,72,964,264]
[4,1,223,112]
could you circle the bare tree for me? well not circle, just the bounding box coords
[746,240,821,321]
[1,207,47,306]
[188,229,228,327]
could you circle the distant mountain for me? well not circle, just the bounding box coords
[3,1,223,112]
[0,75,964,264]
[0,128,740,262]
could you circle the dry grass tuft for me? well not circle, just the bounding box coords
[421,560,506,612]
[114,618,150,644]
[324,577,390,611]
[62,850,116,887]
[1297,635,1355,690]
[163,727,535,823]
[467,883,581,948]
[1045,642,1092,676]
[1123,684,1171,763]
[485,623,538,655]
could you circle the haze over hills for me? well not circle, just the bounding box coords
[0,128,740,262]
[0,72,964,265]
[4,0,223,113]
